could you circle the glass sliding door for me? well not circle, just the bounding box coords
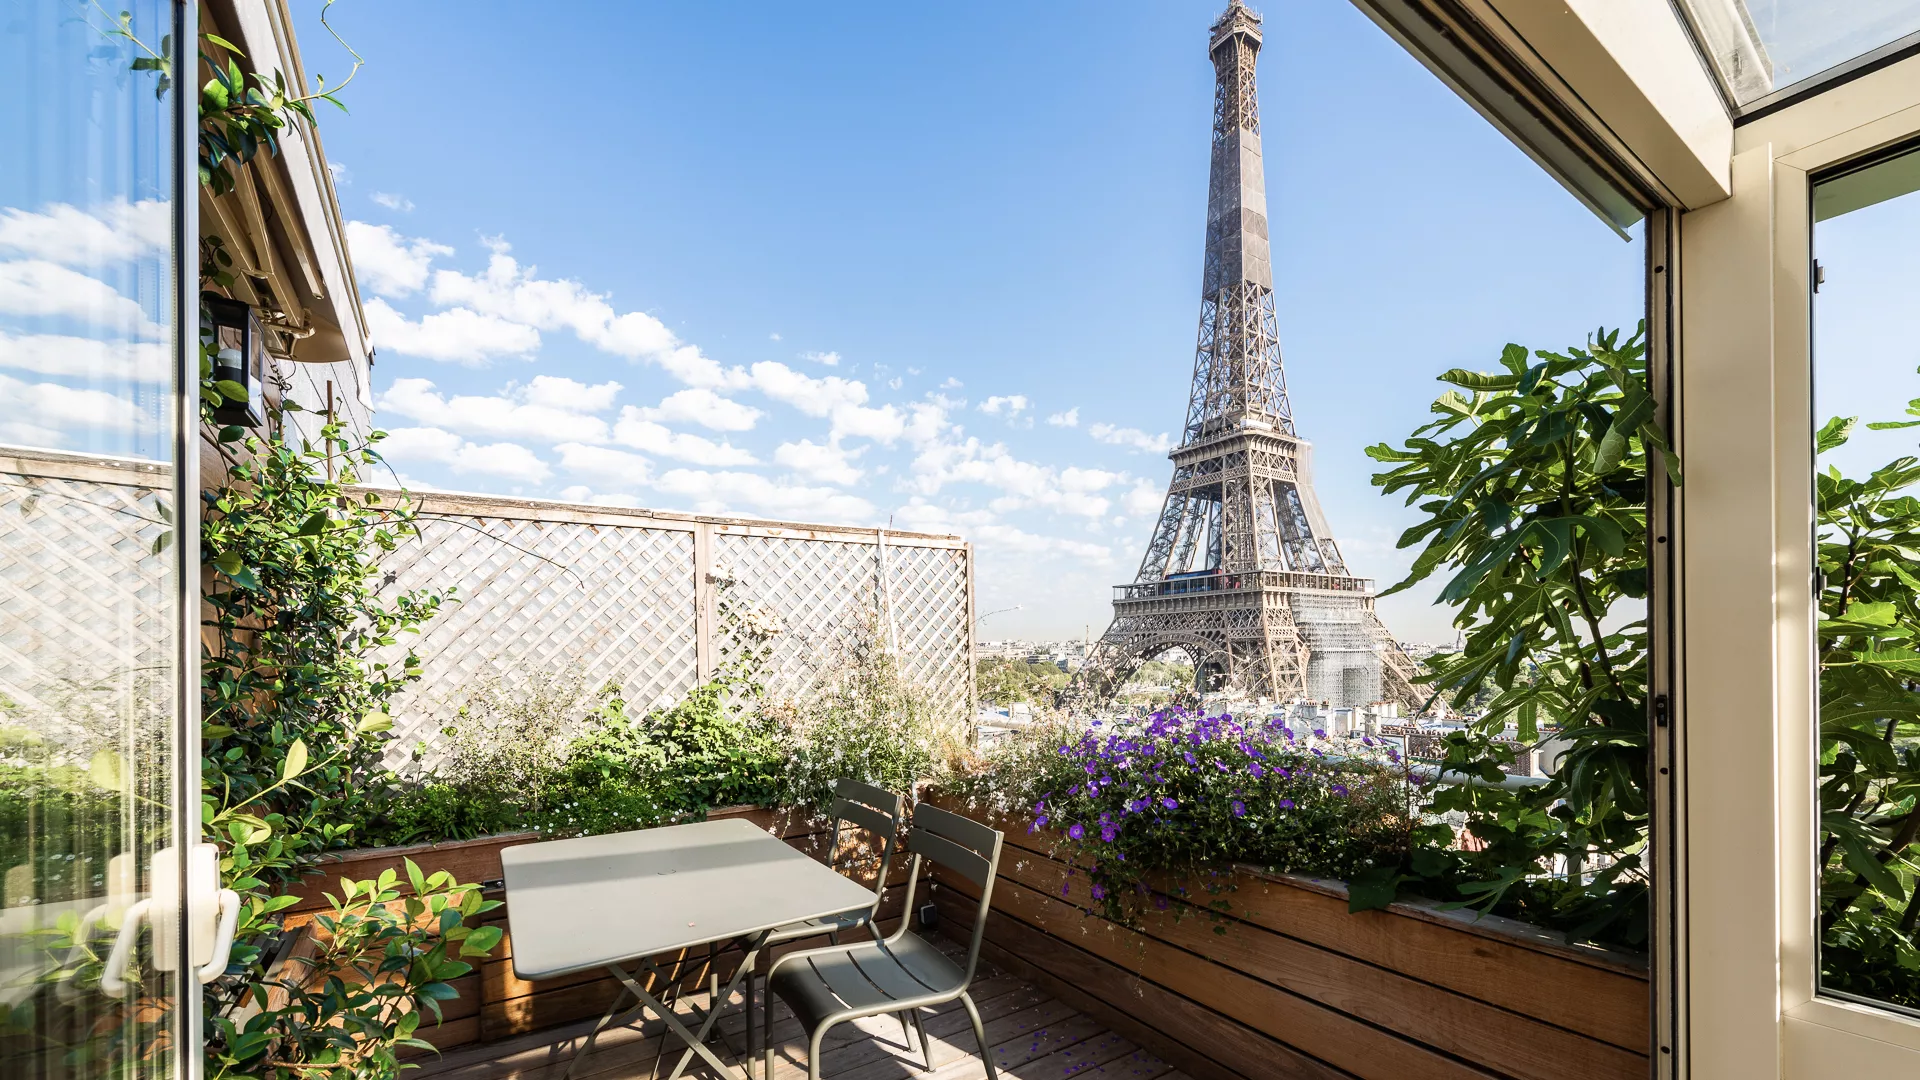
[0,2,194,1079]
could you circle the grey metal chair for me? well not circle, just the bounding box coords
[745,779,904,1076]
[760,802,1005,1080]
[765,779,905,948]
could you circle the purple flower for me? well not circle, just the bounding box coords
[1278,798,1295,809]
[1101,824,1118,843]
[1313,728,1328,739]
[1035,815,1049,829]
[1160,796,1178,810]
[1184,751,1197,765]
[1091,884,1107,900]
[1249,762,1265,779]
[1068,823,1086,840]
[1332,784,1350,797]
[1230,800,1247,817]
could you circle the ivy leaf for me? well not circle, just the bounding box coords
[1346,866,1404,913]
[282,738,309,781]
[297,511,329,536]
[214,379,249,403]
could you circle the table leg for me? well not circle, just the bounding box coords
[662,930,771,1080]
[562,975,649,1080]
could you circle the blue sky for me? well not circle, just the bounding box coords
[292,0,1644,642]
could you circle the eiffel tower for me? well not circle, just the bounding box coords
[1075,0,1417,708]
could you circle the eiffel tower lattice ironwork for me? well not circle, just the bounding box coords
[1073,0,1419,709]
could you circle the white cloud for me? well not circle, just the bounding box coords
[747,361,866,416]
[1046,407,1080,428]
[328,161,352,184]
[554,442,655,487]
[652,468,876,523]
[345,221,453,297]
[891,499,1115,562]
[939,377,963,389]
[769,332,782,341]
[376,425,552,485]
[521,374,622,412]
[800,350,840,367]
[637,387,762,432]
[364,297,540,365]
[0,373,152,447]
[0,260,162,338]
[0,199,171,266]
[775,439,864,486]
[1088,422,1172,454]
[425,237,738,387]
[377,376,619,442]
[0,329,169,382]
[612,409,757,465]
[828,403,905,443]
[907,436,1123,518]
[1123,478,1165,517]
[978,395,1030,417]
[371,192,415,212]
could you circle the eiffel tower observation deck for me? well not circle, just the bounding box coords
[1076,0,1417,708]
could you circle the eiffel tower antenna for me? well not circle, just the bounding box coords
[1071,0,1419,710]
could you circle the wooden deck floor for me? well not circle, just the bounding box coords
[415,940,1187,1080]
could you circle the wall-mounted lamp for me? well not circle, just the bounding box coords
[201,292,266,427]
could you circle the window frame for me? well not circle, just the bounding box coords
[1675,48,1920,1078]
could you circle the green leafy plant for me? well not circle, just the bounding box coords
[95,0,361,196]
[1813,392,1920,1008]
[1359,324,1672,946]
[209,860,502,1080]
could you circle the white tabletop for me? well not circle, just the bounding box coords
[501,817,880,981]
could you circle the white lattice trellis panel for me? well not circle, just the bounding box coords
[884,544,971,719]
[375,512,697,771]
[0,454,174,762]
[711,533,882,707]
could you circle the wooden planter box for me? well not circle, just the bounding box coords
[922,792,1651,1080]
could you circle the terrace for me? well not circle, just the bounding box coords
[11,1,1920,1079]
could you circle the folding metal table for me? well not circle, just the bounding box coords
[501,817,878,1080]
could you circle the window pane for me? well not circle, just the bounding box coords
[1679,0,1920,106]
[0,2,186,1077]
[1812,144,1920,1014]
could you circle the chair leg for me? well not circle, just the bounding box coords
[807,1021,834,1080]
[898,1012,913,1049]
[960,992,996,1080]
[911,1008,931,1069]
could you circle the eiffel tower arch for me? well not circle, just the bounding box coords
[1070,0,1420,711]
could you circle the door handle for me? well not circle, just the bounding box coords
[197,887,241,984]
[98,899,151,999]
[94,844,241,996]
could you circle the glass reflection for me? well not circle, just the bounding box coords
[1,2,183,1078]
[1681,0,1920,106]
[1812,144,1920,1015]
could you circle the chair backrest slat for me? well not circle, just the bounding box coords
[829,798,897,846]
[832,777,900,813]
[907,827,992,888]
